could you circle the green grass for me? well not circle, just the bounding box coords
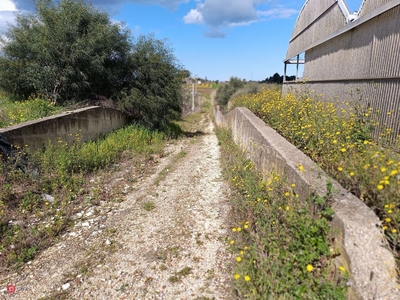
[217,128,348,299]
[168,266,192,283]
[0,124,170,270]
[231,87,400,267]
[0,93,61,128]
[143,201,155,211]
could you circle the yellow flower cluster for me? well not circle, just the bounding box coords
[231,88,400,243]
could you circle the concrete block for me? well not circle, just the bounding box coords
[0,106,129,152]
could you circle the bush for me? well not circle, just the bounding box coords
[0,0,131,104]
[0,0,184,129]
[117,35,184,130]
[216,77,246,108]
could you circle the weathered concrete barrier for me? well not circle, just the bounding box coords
[0,106,129,152]
[215,106,400,300]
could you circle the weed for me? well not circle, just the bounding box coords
[217,128,348,299]
[0,94,61,128]
[168,267,192,283]
[0,124,170,270]
[231,87,400,268]
[143,201,155,211]
[177,150,187,159]
[116,283,129,292]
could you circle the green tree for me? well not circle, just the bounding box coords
[0,0,131,104]
[117,34,184,129]
[216,76,245,108]
[0,0,185,129]
[178,69,191,82]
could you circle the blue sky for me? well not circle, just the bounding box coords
[0,0,364,81]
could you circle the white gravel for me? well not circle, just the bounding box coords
[0,115,234,300]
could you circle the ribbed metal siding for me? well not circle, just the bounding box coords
[303,8,400,80]
[286,1,346,59]
[359,0,394,16]
[369,6,400,78]
[302,26,374,80]
[284,4,400,142]
[291,0,337,39]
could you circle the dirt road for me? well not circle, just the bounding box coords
[1,113,233,299]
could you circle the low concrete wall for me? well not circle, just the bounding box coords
[215,106,400,300]
[0,106,129,152]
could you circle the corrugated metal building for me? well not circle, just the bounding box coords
[283,0,400,142]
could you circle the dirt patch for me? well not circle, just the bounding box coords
[0,113,234,299]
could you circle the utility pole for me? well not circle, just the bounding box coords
[191,75,197,112]
[191,78,195,111]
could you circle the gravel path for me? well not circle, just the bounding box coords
[1,115,233,299]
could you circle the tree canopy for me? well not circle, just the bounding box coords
[216,76,246,107]
[0,0,184,129]
[118,35,184,129]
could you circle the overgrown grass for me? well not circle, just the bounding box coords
[0,93,61,128]
[0,124,170,270]
[217,128,348,299]
[231,88,400,265]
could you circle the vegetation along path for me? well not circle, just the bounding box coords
[0,114,234,299]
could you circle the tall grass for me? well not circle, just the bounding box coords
[231,88,400,260]
[0,93,61,128]
[0,124,169,269]
[217,128,348,299]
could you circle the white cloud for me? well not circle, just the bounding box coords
[184,0,258,27]
[0,0,19,34]
[183,0,298,38]
[12,0,189,11]
[258,7,299,19]
[183,8,204,24]
[0,0,189,34]
[0,0,17,11]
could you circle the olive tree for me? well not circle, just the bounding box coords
[0,0,185,129]
[216,76,246,108]
[118,34,184,129]
[0,0,131,104]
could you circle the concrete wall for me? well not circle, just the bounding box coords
[215,106,400,300]
[0,106,129,152]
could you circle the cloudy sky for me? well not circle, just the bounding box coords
[0,0,364,81]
